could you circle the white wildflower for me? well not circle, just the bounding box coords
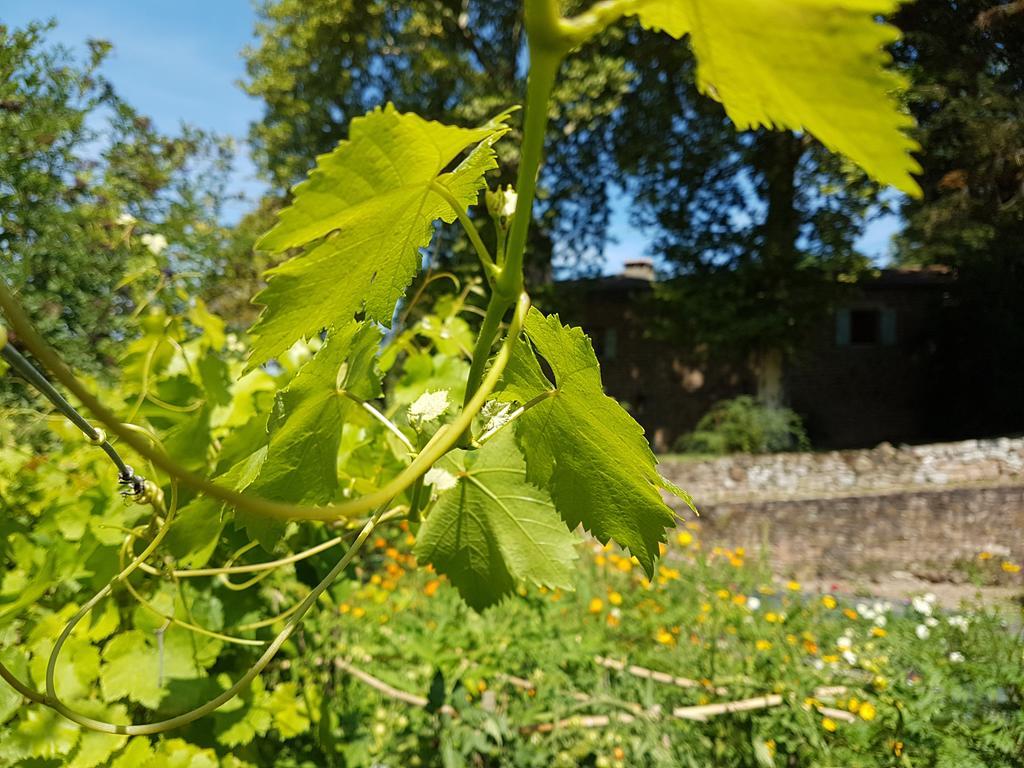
[140,232,168,256]
[947,615,969,632]
[856,603,876,620]
[746,596,761,611]
[842,650,858,666]
[836,636,853,650]
[948,651,965,663]
[480,401,513,436]
[915,624,930,640]
[874,615,887,628]
[408,390,450,425]
[116,212,136,226]
[424,467,458,491]
[911,596,933,616]
[500,188,518,218]
[925,616,939,628]
[485,185,518,221]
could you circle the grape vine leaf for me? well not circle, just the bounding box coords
[100,631,165,709]
[631,0,921,196]
[166,445,268,565]
[248,104,513,367]
[66,703,128,768]
[238,322,383,548]
[500,309,689,576]
[414,429,578,610]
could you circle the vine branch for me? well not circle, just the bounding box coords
[0,281,527,524]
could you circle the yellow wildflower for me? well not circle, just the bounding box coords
[859,702,877,721]
[821,595,837,609]
[700,602,712,613]
[765,612,780,623]
[588,597,604,614]
[871,627,887,638]
[843,608,858,620]
[423,579,442,597]
[606,613,620,628]
[1001,562,1021,573]
[786,580,801,592]
[608,591,623,606]
[729,555,744,568]
[676,531,693,547]
[616,558,633,573]
[821,717,837,732]
[978,551,993,561]
[732,593,747,606]
[595,555,607,567]
[755,639,773,651]
[352,606,366,619]
[716,588,731,601]
[847,697,860,713]
[655,628,676,645]
[765,740,776,757]
[822,653,839,664]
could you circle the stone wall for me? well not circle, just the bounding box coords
[660,437,1024,503]
[658,437,1024,582]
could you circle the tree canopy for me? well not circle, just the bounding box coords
[0,21,234,371]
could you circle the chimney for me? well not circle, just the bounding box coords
[622,258,655,282]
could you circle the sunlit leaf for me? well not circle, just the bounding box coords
[415,429,578,609]
[501,309,683,576]
[248,104,512,366]
[631,0,921,195]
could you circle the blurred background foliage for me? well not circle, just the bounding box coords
[3,2,1022,414]
[1,2,1023,765]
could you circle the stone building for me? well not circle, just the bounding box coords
[552,259,956,452]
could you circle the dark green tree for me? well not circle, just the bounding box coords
[612,32,886,399]
[892,0,1024,436]
[0,21,234,371]
[241,0,635,280]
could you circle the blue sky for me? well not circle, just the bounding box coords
[5,2,901,271]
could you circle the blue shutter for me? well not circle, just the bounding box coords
[835,308,851,346]
[881,308,897,346]
[604,328,618,361]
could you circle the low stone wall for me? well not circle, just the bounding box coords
[658,438,1024,582]
[660,437,1024,504]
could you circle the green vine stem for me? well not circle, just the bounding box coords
[1,504,398,736]
[0,281,528,524]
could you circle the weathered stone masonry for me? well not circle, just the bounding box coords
[658,437,1024,581]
